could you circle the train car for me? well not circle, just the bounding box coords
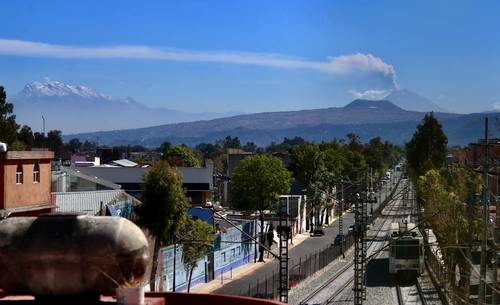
[388,222,424,275]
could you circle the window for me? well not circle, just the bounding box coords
[16,165,23,184]
[222,252,226,262]
[33,162,40,183]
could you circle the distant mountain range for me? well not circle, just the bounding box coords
[66,99,498,147]
[8,80,242,133]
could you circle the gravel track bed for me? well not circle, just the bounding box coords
[288,246,355,305]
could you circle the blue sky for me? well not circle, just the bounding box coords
[0,0,499,113]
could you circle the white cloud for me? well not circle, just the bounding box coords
[494,102,500,110]
[349,89,391,100]
[0,39,398,89]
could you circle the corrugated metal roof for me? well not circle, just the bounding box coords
[53,190,124,215]
[110,159,138,167]
[77,167,148,184]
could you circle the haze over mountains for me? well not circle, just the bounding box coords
[9,80,241,133]
[66,99,496,147]
[9,80,495,147]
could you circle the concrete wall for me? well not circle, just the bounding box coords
[160,219,258,292]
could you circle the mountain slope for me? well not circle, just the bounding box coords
[65,99,483,147]
[385,89,445,112]
[9,80,239,133]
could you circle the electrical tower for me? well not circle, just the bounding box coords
[338,181,344,254]
[353,193,366,305]
[278,197,290,303]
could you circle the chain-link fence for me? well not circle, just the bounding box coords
[242,232,355,299]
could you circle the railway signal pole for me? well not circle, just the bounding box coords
[353,193,366,305]
[278,197,290,303]
[479,117,490,304]
[339,180,345,257]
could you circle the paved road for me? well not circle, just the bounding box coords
[214,172,400,295]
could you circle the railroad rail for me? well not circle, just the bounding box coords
[298,183,405,305]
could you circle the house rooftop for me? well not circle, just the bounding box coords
[0,151,54,160]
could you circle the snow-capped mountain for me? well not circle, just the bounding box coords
[21,80,111,99]
[9,80,239,134]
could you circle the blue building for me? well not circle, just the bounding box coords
[161,213,259,291]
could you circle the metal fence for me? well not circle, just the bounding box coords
[242,233,355,299]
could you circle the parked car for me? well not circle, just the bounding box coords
[311,227,325,236]
[334,234,345,245]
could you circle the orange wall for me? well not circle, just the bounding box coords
[1,160,52,209]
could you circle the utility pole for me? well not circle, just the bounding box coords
[278,197,290,303]
[172,242,177,291]
[479,117,490,304]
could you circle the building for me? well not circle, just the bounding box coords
[52,189,140,219]
[0,150,55,218]
[74,162,214,205]
[222,149,254,207]
[161,213,258,292]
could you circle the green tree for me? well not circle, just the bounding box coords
[0,86,19,146]
[164,145,201,167]
[217,136,241,149]
[179,217,214,292]
[18,125,34,149]
[417,167,481,300]
[290,143,325,189]
[290,143,327,229]
[231,154,291,262]
[406,113,448,178]
[242,141,258,153]
[135,161,191,291]
[364,137,387,178]
[46,130,66,158]
[266,136,306,153]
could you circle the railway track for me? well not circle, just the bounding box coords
[395,280,427,305]
[298,181,405,305]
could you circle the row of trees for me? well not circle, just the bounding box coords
[229,135,402,261]
[406,113,484,303]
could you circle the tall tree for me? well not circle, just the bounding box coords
[217,136,241,149]
[242,141,258,153]
[406,113,448,178]
[231,154,291,261]
[18,125,34,149]
[135,161,191,291]
[180,217,214,292]
[364,136,387,178]
[46,130,65,158]
[164,145,201,167]
[0,86,19,146]
[290,143,327,227]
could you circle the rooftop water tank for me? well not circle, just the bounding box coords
[0,215,149,296]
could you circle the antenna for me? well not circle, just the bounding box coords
[42,115,46,137]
